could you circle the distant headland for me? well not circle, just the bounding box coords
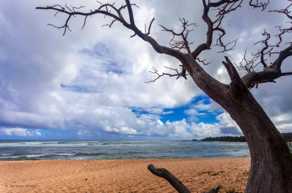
[196,133,292,142]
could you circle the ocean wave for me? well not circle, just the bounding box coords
[0,153,76,160]
[0,140,252,161]
[0,141,103,147]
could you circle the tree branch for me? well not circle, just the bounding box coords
[241,68,292,89]
[249,0,270,10]
[237,0,292,89]
[271,45,292,71]
[36,1,185,62]
[223,56,248,96]
[146,66,187,83]
[192,0,243,58]
[160,18,195,54]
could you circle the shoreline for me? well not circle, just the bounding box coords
[0,155,250,162]
[0,157,250,193]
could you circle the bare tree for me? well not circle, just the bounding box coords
[36,1,292,193]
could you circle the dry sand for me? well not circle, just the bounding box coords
[0,158,249,193]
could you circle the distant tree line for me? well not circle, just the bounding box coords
[198,133,292,142]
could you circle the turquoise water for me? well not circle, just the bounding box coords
[0,140,250,160]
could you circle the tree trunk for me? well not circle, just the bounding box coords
[223,91,292,193]
[186,59,292,193]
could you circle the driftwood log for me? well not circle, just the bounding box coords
[148,164,220,193]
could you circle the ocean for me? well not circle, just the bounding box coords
[0,140,251,160]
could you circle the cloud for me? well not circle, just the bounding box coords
[0,0,291,139]
[0,127,42,137]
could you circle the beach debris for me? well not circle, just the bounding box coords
[148,164,223,193]
[148,164,191,193]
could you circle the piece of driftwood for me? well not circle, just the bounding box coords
[148,164,220,193]
[148,164,191,193]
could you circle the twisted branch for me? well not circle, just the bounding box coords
[236,0,292,89]
[36,1,185,62]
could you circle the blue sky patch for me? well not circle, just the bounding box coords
[132,95,224,124]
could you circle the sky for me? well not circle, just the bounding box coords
[0,0,291,140]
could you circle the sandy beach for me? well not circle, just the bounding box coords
[0,158,249,193]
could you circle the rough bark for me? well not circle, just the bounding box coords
[186,57,292,193]
[223,92,292,193]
